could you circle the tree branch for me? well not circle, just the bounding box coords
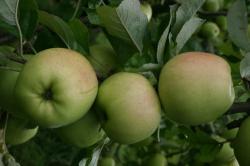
[227,102,250,114]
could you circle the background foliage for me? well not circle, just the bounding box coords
[1,0,250,165]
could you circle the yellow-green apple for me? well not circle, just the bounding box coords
[96,72,161,144]
[14,48,98,128]
[158,52,234,125]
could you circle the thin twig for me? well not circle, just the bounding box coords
[6,54,27,64]
[15,0,24,58]
[0,66,21,72]
[70,0,82,21]
[27,42,37,54]
[227,102,250,114]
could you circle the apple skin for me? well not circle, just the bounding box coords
[6,116,38,145]
[14,48,98,128]
[133,136,153,147]
[203,0,220,12]
[158,52,235,125]
[200,22,220,39]
[55,110,104,148]
[233,117,250,166]
[88,44,118,78]
[143,153,168,166]
[96,72,161,144]
[216,16,227,31]
[98,157,115,166]
[141,2,152,21]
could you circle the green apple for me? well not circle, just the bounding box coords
[216,16,227,31]
[233,117,250,166]
[218,0,224,9]
[14,48,98,128]
[55,110,104,148]
[6,116,38,145]
[96,72,161,144]
[229,159,239,166]
[141,2,152,21]
[158,52,235,125]
[133,136,153,147]
[88,44,118,78]
[214,143,235,164]
[200,22,220,39]
[143,153,167,166]
[98,157,115,166]
[203,0,220,12]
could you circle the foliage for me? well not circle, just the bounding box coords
[0,0,250,165]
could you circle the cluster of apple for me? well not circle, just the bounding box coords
[1,43,239,161]
[199,0,230,39]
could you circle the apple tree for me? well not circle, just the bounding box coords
[0,0,250,166]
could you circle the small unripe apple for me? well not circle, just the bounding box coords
[143,153,168,166]
[96,72,161,144]
[14,48,98,128]
[233,117,250,166]
[203,0,220,12]
[218,0,224,10]
[214,143,235,164]
[158,52,234,125]
[55,110,104,148]
[6,116,38,145]
[141,2,152,21]
[216,16,227,31]
[98,157,115,166]
[200,22,220,39]
[88,44,118,78]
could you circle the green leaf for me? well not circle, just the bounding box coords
[106,33,136,63]
[194,143,220,163]
[19,0,39,40]
[0,46,16,65]
[227,0,250,52]
[175,17,204,54]
[88,137,110,166]
[38,10,78,50]
[0,0,17,25]
[85,8,101,25]
[172,0,205,38]
[68,19,89,54]
[97,0,148,54]
[157,5,177,65]
[0,19,18,36]
[240,53,250,80]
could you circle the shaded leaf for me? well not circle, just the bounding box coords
[0,0,17,25]
[97,0,148,54]
[227,0,250,52]
[68,19,89,54]
[0,19,18,36]
[38,10,78,50]
[85,8,101,25]
[172,0,205,37]
[157,5,177,65]
[175,17,204,54]
[19,0,39,40]
[240,53,250,80]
